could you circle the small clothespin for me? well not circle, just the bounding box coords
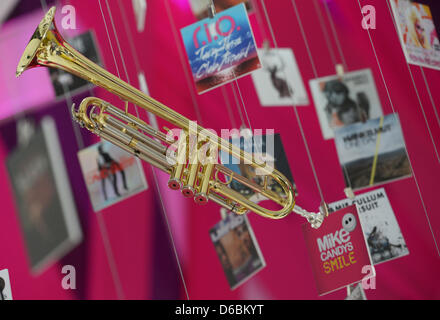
[335,64,345,78]
[263,39,271,54]
[240,127,253,140]
[16,116,35,148]
[344,187,356,200]
[208,0,216,19]
[220,208,229,220]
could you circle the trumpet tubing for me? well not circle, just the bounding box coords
[16,7,327,227]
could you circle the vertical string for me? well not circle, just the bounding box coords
[54,0,127,299]
[420,68,440,145]
[261,0,325,202]
[312,0,337,67]
[322,0,348,71]
[99,0,190,299]
[290,0,318,78]
[312,0,360,191]
[221,86,238,129]
[357,0,439,256]
[164,0,204,126]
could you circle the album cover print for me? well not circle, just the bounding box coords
[328,188,409,265]
[252,48,309,106]
[189,0,253,21]
[78,140,148,212]
[6,118,82,273]
[334,113,412,190]
[49,31,101,98]
[181,3,261,94]
[309,69,383,140]
[209,213,265,290]
[302,205,375,296]
[390,0,440,70]
[220,133,295,203]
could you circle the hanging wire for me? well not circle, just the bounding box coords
[322,0,348,72]
[261,0,325,203]
[221,86,238,129]
[356,0,439,256]
[312,0,337,67]
[420,68,440,150]
[52,0,127,299]
[290,0,318,78]
[164,0,204,126]
[98,0,191,299]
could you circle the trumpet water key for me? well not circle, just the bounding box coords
[16,7,327,228]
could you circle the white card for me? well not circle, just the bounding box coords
[0,269,13,300]
[132,0,147,32]
[252,48,309,106]
[309,68,383,140]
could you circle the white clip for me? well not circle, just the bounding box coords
[132,0,147,32]
[344,187,356,200]
[208,0,216,19]
[336,64,345,78]
[220,208,228,220]
[263,39,270,54]
[16,117,35,148]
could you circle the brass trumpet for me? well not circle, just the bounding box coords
[16,7,327,227]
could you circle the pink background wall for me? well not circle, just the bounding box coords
[0,0,439,299]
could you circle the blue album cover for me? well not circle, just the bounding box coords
[181,3,261,94]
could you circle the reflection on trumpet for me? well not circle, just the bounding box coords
[16,7,327,227]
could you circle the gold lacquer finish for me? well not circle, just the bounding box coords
[16,7,327,227]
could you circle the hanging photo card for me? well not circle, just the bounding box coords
[78,140,148,212]
[6,117,83,274]
[252,48,309,106]
[334,113,412,190]
[210,213,265,290]
[220,133,295,203]
[49,31,101,99]
[181,3,261,94]
[390,0,440,70]
[345,283,367,300]
[189,0,253,21]
[328,188,409,265]
[309,69,383,140]
[302,205,375,296]
[0,269,13,300]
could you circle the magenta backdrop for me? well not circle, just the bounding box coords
[0,0,439,299]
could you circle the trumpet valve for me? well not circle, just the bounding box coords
[194,193,209,204]
[181,186,195,198]
[168,178,181,190]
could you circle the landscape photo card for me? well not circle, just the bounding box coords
[302,205,375,296]
[252,48,309,106]
[309,69,383,140]
[78,140,148,212]
[209,213,265,290]
[390,0,440,70]
[334,113,412,190]
[328,188,409,265]
[189,0,253,21]
[220,133,295,203]
[181,3,261,94]
[6,117,83,274]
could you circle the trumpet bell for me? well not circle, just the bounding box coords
[16,7,57,77]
